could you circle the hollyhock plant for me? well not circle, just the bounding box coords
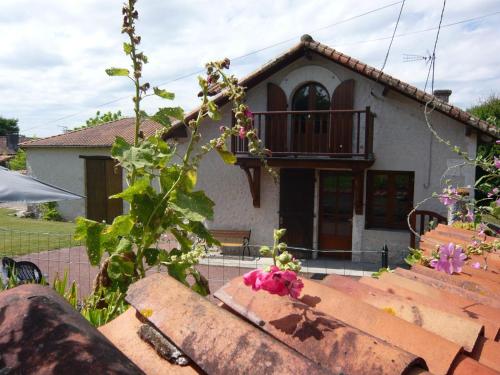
[242,229,304,298]
[438,187,460,206]
[430,242,466,274]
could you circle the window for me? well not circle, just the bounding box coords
[292,82,330,134]
[366,171,414,230]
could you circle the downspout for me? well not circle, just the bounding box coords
[423,132,433,189]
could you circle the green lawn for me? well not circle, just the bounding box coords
[0,208,80,256]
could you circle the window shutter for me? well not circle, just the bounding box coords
[266,83,288,152]
[331,79,354,153]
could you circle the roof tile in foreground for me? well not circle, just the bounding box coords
[125,273,330,375]
[214,276,427,375]
[0,284,142,374]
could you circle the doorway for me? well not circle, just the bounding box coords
[279,169,315,250]
[84,157,123,223]
[318,171,353,259]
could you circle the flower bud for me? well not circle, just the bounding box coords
[259,246,272,257]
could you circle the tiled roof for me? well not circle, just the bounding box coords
[20,118,163,148]
[185,35,499,138]
[97,224,499,375]
[1,226,498,374]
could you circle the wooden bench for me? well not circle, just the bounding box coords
[209,230,251,259]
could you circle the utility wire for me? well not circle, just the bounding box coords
[424,0,447,92]
[23,7,500,134]
[380,0,406,71]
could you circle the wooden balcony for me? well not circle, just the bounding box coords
[232,107,374,161]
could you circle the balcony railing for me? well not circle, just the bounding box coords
[232,108,374,159]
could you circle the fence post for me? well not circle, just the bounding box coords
[381,244,389,268]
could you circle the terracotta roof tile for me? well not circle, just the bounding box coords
[20,118,171,148]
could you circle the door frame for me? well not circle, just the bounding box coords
[80,155,123,223]
[317,170,354,259]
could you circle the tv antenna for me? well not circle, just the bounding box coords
[402,51,433,65]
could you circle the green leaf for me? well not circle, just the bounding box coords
[107,254,135,280]
[180,221,220,247]
[207,101,221,121]
[152,108,172,128]
[105,67,130,76]
[115,238,132,254]
[144,248,160,266]
[216,148,236,164]
[166,262,190,285]
[123,42,133,55]
[111,136,131,159]
[156,107,185,122]
[111,178,151,201]
[105,215,134,237]
[74,217,105,266]
[153,87,175,100]
[171,228,193,252]
[190,269,210,296]
[186,169,197,191]
[169,190,214,222]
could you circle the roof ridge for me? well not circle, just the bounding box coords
[20,117,134,146]
[302,39,498,137]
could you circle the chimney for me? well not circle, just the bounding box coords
[433,89,452,103]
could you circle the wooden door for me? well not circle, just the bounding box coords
[85,158,123,223]
[266,83,288,152]
[292,83,330,153]
[331,79,354,154]
[279,169,314,250]
[318,171,353,259]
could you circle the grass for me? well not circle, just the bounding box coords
[0,208,80,256]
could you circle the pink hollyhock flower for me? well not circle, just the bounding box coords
[438,188,460,206]
[487,187,499,197]
[244,108,253,119]
[239,126,247,139]
[243,266,304,298]
[471,262,481,269]
[243,269,264,291]
[495,157,500,169]
[478,223,487,236]
[465,208,474,222]
[430,243,466,274]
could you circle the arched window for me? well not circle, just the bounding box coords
[292,82,330,111]
[291,83,330,150]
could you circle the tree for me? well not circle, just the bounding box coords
[8,149,26,170]
[0,117,19,135]
[467,94,500,127]
[73,110,123,130]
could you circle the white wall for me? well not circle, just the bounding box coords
[182,53,477,253]
[25,147,111,220]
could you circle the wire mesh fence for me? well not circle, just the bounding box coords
[0,227,410,300]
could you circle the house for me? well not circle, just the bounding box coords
[22,35,498,262]
[0,134,29,166]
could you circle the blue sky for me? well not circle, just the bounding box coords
[1,0,499,137]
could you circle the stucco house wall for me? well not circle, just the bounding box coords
[26,147,111,220]
[180,53,477,257]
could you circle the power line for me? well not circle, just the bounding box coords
[424,0,446,93]
[380,0,406,72]
[331,10,500,48]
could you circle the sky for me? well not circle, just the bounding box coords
[1,0,499,137]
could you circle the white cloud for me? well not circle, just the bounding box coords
[0,0,499,136]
